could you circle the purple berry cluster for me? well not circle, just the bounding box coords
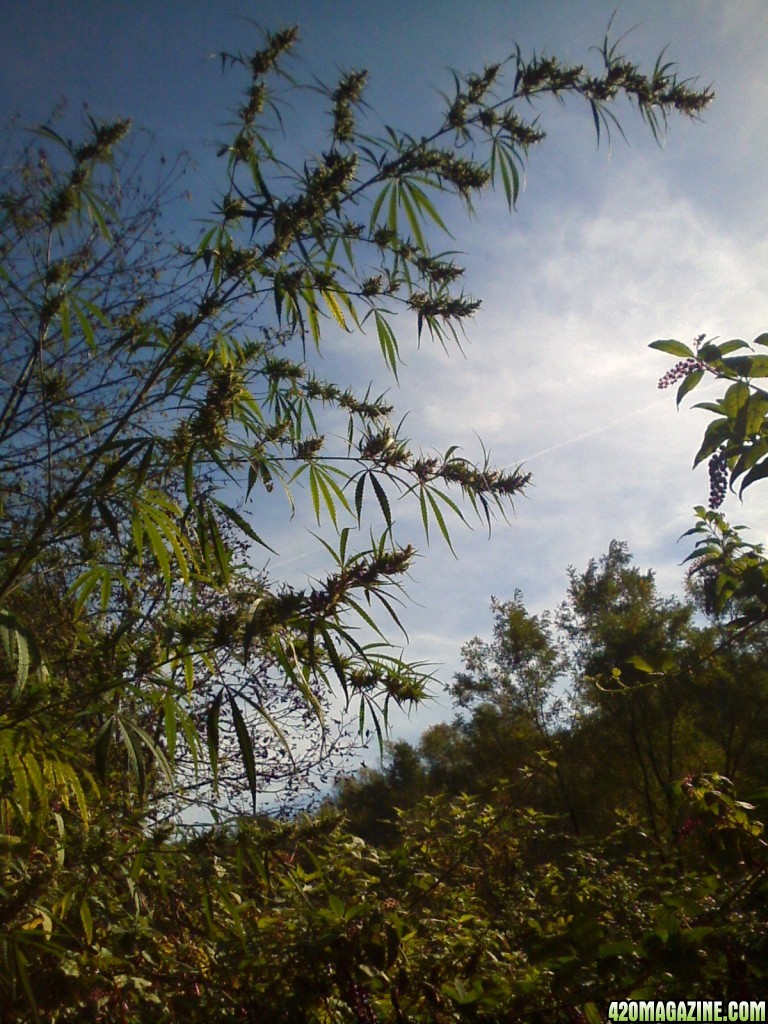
[657,357,704,390]
[708,448,728,509]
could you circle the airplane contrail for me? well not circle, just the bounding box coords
[518,402,657,464]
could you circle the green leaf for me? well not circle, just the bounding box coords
[321,628,348,700]
[407,180,450,233]
[80,899,94,945]
[369,472,392,528]
[143,517,171,592]
[0,610,40,693]
[308,464,321,523]
[723,381,750,420]
[418,488,430,542]
[328,894,345,920]
[583,1004,602,1024]
[427,489,456,554]
[207,691,223,792]
[691,401,724,414]
[95,497,121,543]
[718,339,749,355]
[676,368,704,408]
[94,718,114,783]
[207,508,231,584]
[374,311,399,376]
[321,289,348,331]
[354,473,366,523]
[228,693,257,811]
[743,392,768,435]
[163,694,178,762]
[56,762,91,825]
[739,458,768,494]
[649,339,694,358]
[732,437,768,490]
[72,297,97,352]
[723,354,768,378]
[626,655,656,674]
[369,181,391,232]
[401,182,426,251]
[12,942,38,1021]
[212,499,277,554]
[388,179,398,233]
[115,717,146,798]
[255,699,296,768]
[69,566,104,617]
[693,417,730,467]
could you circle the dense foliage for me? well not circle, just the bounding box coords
[4,20,756,1024]
[333,546,768,1013]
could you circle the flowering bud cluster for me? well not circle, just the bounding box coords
[657,357,704,390]
[708,448,729,509]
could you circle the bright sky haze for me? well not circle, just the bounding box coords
[4,1,767,754]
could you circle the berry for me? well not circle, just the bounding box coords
[657,357,704,390]
[708,448,728,508]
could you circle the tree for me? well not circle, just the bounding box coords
[337,543,768,850]
[0,23,713,1020]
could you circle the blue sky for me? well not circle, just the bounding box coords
[4,1,768,758]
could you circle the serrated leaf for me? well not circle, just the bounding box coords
[55,762,91,825]
[163,694,177,762]
[308,464,321,524]
[131,512,144,569]
[369,181,391,232]
[10,750,29,821]
[207,691,223,791]
[73,297,97,352]
[388,180,398,234]
[374,311,399,377]
[69,566,102,617]
[94,718,114,783]
[369,473,391,528]
[426,489,456,555]
[321,290,348,331]
[228,694,257,811]
[143,517,171,592]
[354,473,366,524]
[418,488,430,542]
[207,509,231,584]
[80,899,93,944]
[321,628,348,701]
[115,717,146,798]
[95,498,121,543]
[12,942,38,1019]
[400,183,425,251]
[407,180,450,233]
